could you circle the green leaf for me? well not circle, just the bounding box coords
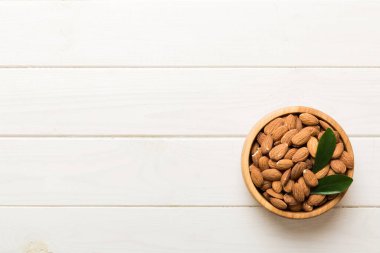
[311,175,353,195]
[313,128,336,173]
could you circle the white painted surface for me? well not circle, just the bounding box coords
[0,0,379,252]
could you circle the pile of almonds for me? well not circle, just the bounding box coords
[250,113,354,212]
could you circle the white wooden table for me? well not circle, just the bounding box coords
[0,1,380,252]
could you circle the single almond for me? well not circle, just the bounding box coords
[319,120,332,130]
[332,142,344,159]
[284,114,297,130]
[303,169,318,187]
[299,113,319,126]
[298,177,310,197]
[291,128,312,146]
[263,192,271,201]
[283,194,298,206]
[330,160,347,174]
[316,165,329,179]
[340,151,354,169]
[292,147,309,163]
[262,169,282,181]
[257,132,266,145]
[281,169,291,187]
[260,134,273,155]
[266,188,284,199]
[291,162,307,180]
[269,143,289,161]
[272,181,283,193]
[271,125,288,141]
[261,180,272,191]
[283,179,294,193]
[289,203,302,211]
[284,148,298,160]
[303,126,320,137]
[327,169,336,176]
[268,159,277,168]
[269,197,287,210]
[307,194,326,206]
[302,202,313,212]
[318,131,325,140]
[281,129,298,146]
[276,159,294,170]
[258,156,270,171]
[292,183,305,202]
[250,165,263,187]
[251,148,262,167]
[264,118,285,135]
[333,131,340,143]
[296,117,303,131]
[307,137,318,158]
[250,142,259,155]
[305,159,314,170]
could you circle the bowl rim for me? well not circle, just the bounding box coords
[241,106,354,219]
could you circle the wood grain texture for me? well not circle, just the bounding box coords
[0,137,376,206]
[0,0,380,66]
[0,68,379,135]
[0,207,378,252]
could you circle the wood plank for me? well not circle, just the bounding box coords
[0,207,378,252]
[0,137,376,206]
[0,68,379,135]
[0,1,380,66]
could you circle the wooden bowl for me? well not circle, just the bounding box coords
[241,106,354,219]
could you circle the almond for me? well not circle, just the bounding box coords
[292,147,309,163]
[316,165,329,179]
[281,129,298,146]
[298,177,310,197]
[330,160,346,174]
[269,197,287,210]
[307,137,318,158]
[250,142,259,155]
[302,202,313,212]
[305,159,314,170]
[263,192,271,201]
[281,169,291,186]
[276,159,294,170]
[333,131,340,143]
[303,126,320,137]
[272,181,283,193]
[284,148,298,160]
[327,169,336,176]
[274,140,281,146]
[262,169,282,181]
[307,194,326,206]
[268,159,277,169]
[319,120,332,130]
[303,169,318,187]
[269,143,288,161]
[258,156,270,171]
[289,203,302,211]
[271,125,288,141]
[261,181,272,191]
[340,151,354,169]
[292,183,305,202]
[291,128,312,146]
[266,188,283,199]
[260,135,272,155]
[250,165,263,187]
[296,117,303,131]
[318,131,325,140]
[299,113,319,126]
[257,132,266,145]
[283,179,294,193]
[284,114,297,130]
[251,149,262,167]
[332,142,344,159]
[264,118,285,135]
[283,194,298,206]
[291,162,307,180]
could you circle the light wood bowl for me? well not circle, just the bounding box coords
[241,106,354,219]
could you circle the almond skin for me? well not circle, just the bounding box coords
[251,149,262,167]
[298,177,310,197]
[330,159,347,174]
[281,169,291,186]
[303,169,318,187]
[299,113,319,126]
[257,132,266,145]
[261,181,272,191]
[316,165,330,179]
[268,159,277,169]
[260,135,273,155]
[250,142,259,155]
[307,194,326,206]
[296,117,303,131]
[269,197,287,210]
[291,128,312,146]
[262,169,282,181]
[303,126,320,137]
[266,188,283,199]
[283,180,294,193]
[292,147,309,163]
[269,143,289,161]
[276,159,294,170]
[289,203,303,211]
[272,181,283,193]
[340,151,354,169]
[263,192,271,201]
[305,159,314,170]
[271,125,289,141]
[327,169,336,176]
[284,114,297,129]
[302,202,313,212]
[264,118,285,135]
[250,165,263,187]
[258,156,270,171]
[292,183,305,202]
[281,129,298,146]
[332,142,344,159]
[291,162,307,180]
[307,137,318,158]
[284,148,298,160]
[319,120,332,130]
[283,194,298,206]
